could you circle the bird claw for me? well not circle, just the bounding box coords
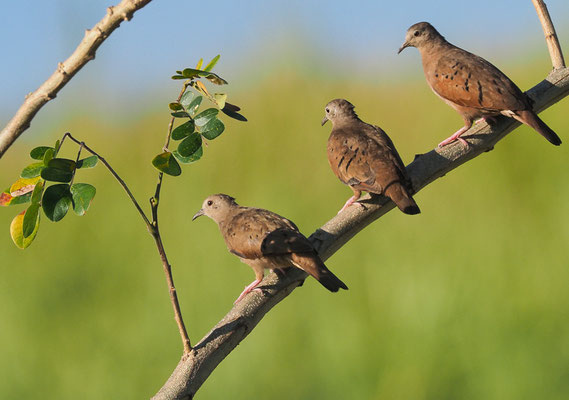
[438,126,470,148]
[337,195,360,214]
[234,278,263,303]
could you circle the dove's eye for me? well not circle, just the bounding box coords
[326,108,330,113]
[414,30,420,37]
[207,200,213,206]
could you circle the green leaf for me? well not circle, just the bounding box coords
[21,162,45,179]
[195,58,203,70]
[171,75,186,80]
[70,183,96,216]
[31,180,45,204]
[77,155,98,169]
[169,102,183,111]
[181,68,227,85]
[180,90,195,109]
[213,93,227,109]
[187,96,203,116]
[201,118,225,140]
[173,146,203,164]
[22,203,40,238]
[204,55,220,72]
[171,111,190,118]
[41,167,73,183]
[178,132,202,157]
[42,184,72,222]
[171,120,195,140]
[30,146,53,160]
[204,73,227,85]
[10,210,40,249]
[151,152,182,176]
[54,139,61,154]
[182,68,201,79]
[194,108,219,127]
[43,148,55,165]
[221,106,248,121]
[48,158,76,171]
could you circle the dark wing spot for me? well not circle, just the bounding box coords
[477,80,483,106]
[454,70,458,75]
[497,87,502,94]
[468,72,472,79]
[345,155,356,172]
[338,155,345,168]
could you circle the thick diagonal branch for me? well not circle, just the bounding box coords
[152,68,569,399]
[0,0,152,158]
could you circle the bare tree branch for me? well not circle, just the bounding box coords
[152,66,569,399]
[0,0,153,159]
[532,0,566,69]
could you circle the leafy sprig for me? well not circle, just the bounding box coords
[152,55,246,176]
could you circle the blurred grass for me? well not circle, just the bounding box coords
[1,59,569,400]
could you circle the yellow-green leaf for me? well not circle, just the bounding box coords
[10,209,40,249]
[10,177,41,196]
[213,93,227,109]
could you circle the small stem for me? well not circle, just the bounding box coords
[69,141,84,187]
[61,130,191,352]
[149,82,193,353]
[532,0,566,69]
[62,132,152,228]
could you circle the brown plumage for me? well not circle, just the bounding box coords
[398,22,562,147]
[322,99,420,215]
[193,194,348,303]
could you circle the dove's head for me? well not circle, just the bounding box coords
[321,98,358,126]
[193,193,238,223]
[398,22,444,53]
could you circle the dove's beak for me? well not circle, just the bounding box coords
[398,41,410,54]
[321,116,328,126]
[192,209,204,221]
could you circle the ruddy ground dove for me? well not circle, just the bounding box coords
[193,194,348,303]
[398,22,562,147]
[322,99,420,215]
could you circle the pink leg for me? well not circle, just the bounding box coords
[234,278,262,304]
[338,188,362,214]
[338,195,359,214]
[438,125,470,148]
[475,116,497,125]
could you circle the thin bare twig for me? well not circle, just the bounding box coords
[532,0,566,69]
[63,129,192,352]
[62,132,151,228]
[0,0,153,158]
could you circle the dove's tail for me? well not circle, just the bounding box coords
[514,109,562,146]
[385,183,421,215]
[291,253,348,292]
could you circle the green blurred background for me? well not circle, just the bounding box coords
[2,1,569,399]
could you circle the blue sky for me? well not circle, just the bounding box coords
[1,0,568,121]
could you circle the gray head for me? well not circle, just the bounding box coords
[398,22,445,53]
[192,193,239,223]
[321,98,358,126]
